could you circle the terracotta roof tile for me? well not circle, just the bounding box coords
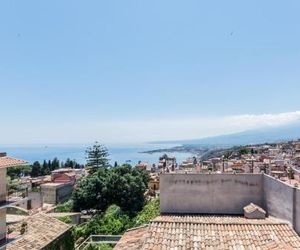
[0,156,28,169]
[114,215,300,250]
[6,213,71,250]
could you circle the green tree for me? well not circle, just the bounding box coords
[31,161,41,177]
[72,165,148,214]
[7,165,32,180]
[86,142,109,170]
[72,169,110,212]
[51,157,60,171]
[63,158,84,169]
[41,160,51,176]
[74,205,133,240]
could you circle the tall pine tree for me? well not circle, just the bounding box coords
[86,141,109,170]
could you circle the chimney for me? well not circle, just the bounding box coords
[244,203,266,219]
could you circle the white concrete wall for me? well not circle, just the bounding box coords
[160,173,264,214]
[160,173,300,234]
[263,174,294,223]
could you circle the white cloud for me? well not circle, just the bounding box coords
[1,111,300,144]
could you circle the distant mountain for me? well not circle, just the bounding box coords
[164,122,300,147]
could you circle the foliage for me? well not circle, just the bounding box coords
[7,165,32,180]
[74,205,133,240]
[134,198,160,227]
[44,230,74,250]
[31,161,42,177]
[73,199,160,244]
[72,165,149,214]
[58,216,72,224]
[86,142,109,170]
[55,199,74,212]
[7,179,19,193]
[239,148,249,155]
[30,158,83,177]
[62,158,84,169]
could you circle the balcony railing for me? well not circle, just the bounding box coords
[76,235,122,250]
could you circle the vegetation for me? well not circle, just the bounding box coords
[63,158,84,169]
[74,205,132,240]
[73,198,159,242]
[45,230,74,250]
[134,198,160,226]
[55,199,74,212]
[72,164,149,214]
[7,165,32,180]
[31,158,83,177]
[86,142,110,171]
[58,216,72,224]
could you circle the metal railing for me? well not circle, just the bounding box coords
[76,235,122,250]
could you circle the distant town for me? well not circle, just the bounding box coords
[142,139,300,189]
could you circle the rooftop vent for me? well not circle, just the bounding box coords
[244,203,266,219]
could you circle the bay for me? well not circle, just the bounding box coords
[0,143,193,166]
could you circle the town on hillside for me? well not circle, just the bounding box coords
[1,140,300,249]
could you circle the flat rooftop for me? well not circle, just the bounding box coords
[41,182,68,187]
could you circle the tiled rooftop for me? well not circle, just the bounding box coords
[114,215,300,250]
[6,213,71,250]
[0,156,28,169]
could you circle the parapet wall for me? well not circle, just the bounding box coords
[263,174,300,234]
[160,173,300,234]
[160,173,263,214]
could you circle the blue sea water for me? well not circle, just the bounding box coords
[0,143,193,166]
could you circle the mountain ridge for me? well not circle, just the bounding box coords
[152,122,300,147]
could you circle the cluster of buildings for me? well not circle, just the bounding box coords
[0,152,84,250]
[17,166,85,211]
[143,141,300,190]
[197,141,300,185]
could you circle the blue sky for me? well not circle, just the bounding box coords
[1,1,300,143]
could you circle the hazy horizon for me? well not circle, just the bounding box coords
[1,1,300,144]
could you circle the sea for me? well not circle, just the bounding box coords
[0,143,194,166]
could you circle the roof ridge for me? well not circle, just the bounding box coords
[151,220,289,226]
